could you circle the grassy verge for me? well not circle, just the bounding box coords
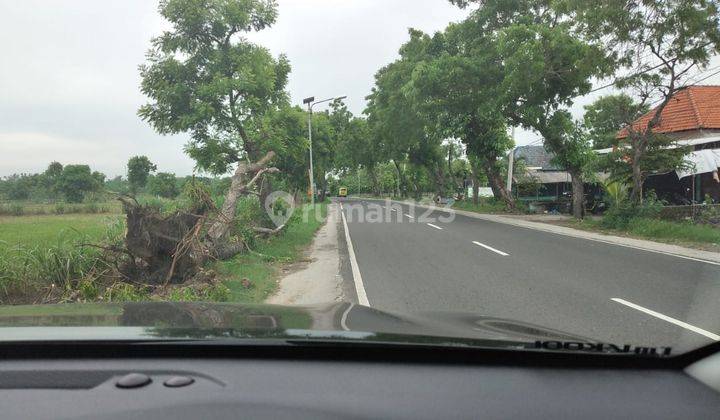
[215,203,328,303]
[559,217,720,252]
[452,199,515,214]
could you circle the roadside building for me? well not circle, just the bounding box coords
[600,85,720,203]
[513,145,570,202]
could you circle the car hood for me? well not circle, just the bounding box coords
[0,302,594,348]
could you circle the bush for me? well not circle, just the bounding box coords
[695,205,720,227]
[54,203,66,215]
[83,203,100,214]
[601,191,663,229]
[102,282,150,302]
[30,207,47,215]
[0,204,25,216]
[166,282,231,302]
[10,204,24,216]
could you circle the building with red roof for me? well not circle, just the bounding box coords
[612,85,720,203]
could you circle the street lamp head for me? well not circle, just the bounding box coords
[303,96,315,105]
[336,95,348,101]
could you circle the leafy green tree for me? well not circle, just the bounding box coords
[138,0,290,173]
[582,95,686,192]
[138,0,293,237]
[440,0,613,217]
[307,111,335,201]
[366,30,448,199]
[407,25,516,206]
[148,172,180,198]
[4,174,34,201]
[127,156,157,195]
[41,161,64,198]
[332,102,381,195]
[569,0,720,203]
[583,95,649,149]
[44,161,63,180]
[260,106,309,197]
[57,165,101,203]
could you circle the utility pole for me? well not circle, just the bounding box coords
[506,127,516,193]
[303,95,347,206]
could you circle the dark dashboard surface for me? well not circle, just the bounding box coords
[0,357,719,419]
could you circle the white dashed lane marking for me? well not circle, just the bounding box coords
[472,241,509,257]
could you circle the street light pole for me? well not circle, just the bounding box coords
[307,101,314,206]
[303,95,347,206]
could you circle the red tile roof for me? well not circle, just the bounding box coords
[617,85,720,138]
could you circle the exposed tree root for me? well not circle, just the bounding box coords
[113,151,279,285]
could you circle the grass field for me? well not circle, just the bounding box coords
[216,203,328,303]
[0,201,123,217]
[0,214,123,247]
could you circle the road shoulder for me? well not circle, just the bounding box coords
[266,202,345,305]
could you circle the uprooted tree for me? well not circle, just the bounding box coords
[118,151,281,285]
[120,0,292,284]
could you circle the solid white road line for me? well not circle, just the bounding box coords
[611,298,720,341]
[472,241,509,257]
[341,209,370,306]
[405,214,415,219]
[340,302,354,331]
[427,223,443,230]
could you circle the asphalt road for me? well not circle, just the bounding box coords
[338,198,720,351]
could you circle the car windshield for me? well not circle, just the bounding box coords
[1,0,719,356]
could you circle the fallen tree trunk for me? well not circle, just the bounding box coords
[118,151,279,285]
[207,151,279,242]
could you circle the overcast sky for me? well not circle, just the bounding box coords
[1,0,719,178]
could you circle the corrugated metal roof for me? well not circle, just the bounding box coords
[514,146,559,170]
[529,171,570,184]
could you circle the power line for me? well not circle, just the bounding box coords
[588,62,666,94]
[686,66,720,86]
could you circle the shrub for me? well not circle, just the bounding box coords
[695,205,720,227]
[102,282,150,302]
[54,203,66,215]
[78,279,100,301]
[166,282,231,302]
[601,190,663,229]
[10,204,24,216]
[83,203,100,214]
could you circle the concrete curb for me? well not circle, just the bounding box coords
[357,197,720,266]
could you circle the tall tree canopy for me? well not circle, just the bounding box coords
[569,0,720,202]
[139,0,291,174]
[366,29,450,199]
[422,0,613,217]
